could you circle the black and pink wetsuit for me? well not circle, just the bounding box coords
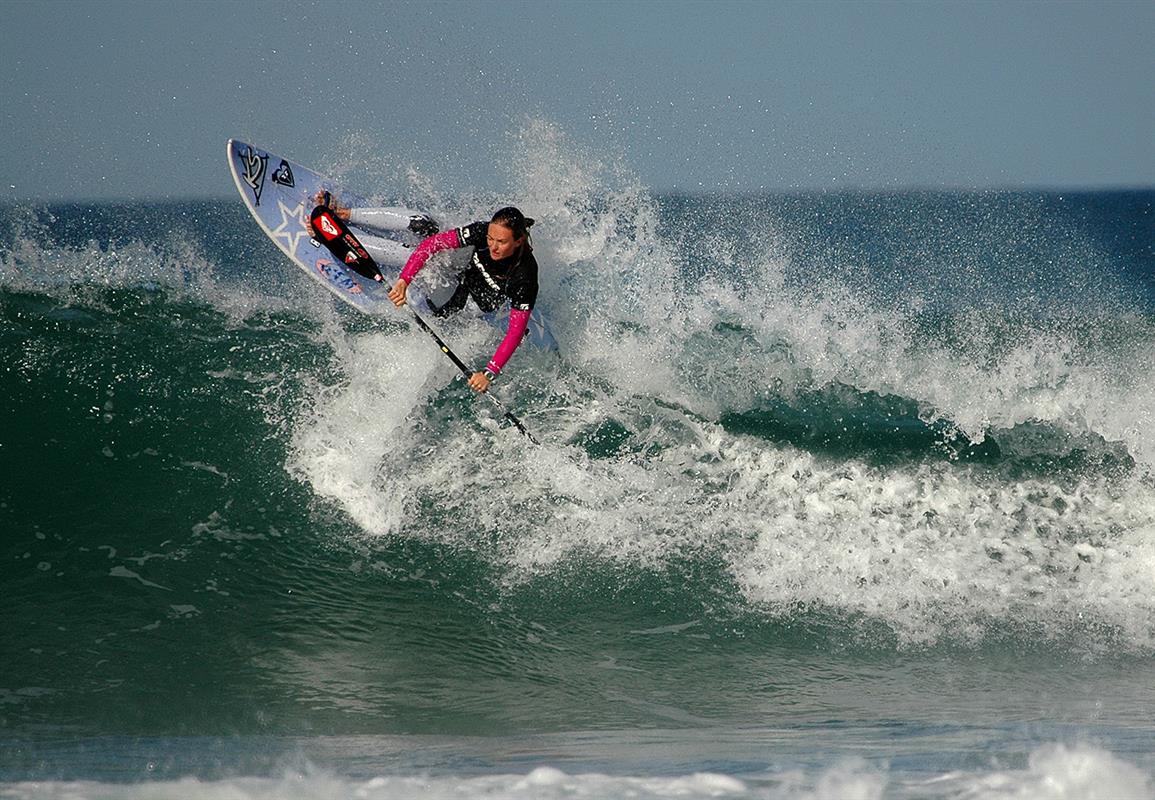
[400,221,539,377]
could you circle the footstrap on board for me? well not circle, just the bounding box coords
[309,205,383,282]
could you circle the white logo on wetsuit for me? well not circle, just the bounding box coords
[472,252,502,293]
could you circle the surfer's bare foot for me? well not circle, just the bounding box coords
[312,190,350,220]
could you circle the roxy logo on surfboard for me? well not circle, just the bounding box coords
[271,160,295,187]
[314,212,341,241]
[239,148,268,206]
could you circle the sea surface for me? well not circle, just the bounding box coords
[2,147,1155,798]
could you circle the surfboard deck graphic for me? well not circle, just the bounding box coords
[226,139,558,350]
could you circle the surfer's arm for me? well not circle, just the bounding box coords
[486,308,531,377]
[399,229,462,283]
[468,308,529,391]
[389,229,462,307]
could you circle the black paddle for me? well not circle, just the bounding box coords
[404,305,540,445]
[309,204,539,445]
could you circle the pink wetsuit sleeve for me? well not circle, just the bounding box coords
[486,308,530,375]
[399,229,461,284]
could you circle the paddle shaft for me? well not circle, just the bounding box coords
[406,306,540,445]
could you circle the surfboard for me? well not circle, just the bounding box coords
[225,139,559,350]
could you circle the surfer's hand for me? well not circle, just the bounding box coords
[388,278,409,307]
[468,371,491,393]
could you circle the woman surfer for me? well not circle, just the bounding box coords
[316,194,540,394]
[388,206,539,394]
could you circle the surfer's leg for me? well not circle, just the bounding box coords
[348,207,439,237]
[357,233,411,269]
[427,282,471,318]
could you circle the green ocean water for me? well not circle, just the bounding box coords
[2,188,1155,798]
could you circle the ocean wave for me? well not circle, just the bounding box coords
[3,129,1155,657]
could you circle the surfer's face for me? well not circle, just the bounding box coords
[486,222,523,260]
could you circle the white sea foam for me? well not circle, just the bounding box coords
[943,743,1153,800]
[0,766,803,800]
[4,743,1147,799]
[287,327,455,536]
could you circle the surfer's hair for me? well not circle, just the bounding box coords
[491,206,534,242]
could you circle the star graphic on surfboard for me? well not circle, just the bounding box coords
[270,199,310,254]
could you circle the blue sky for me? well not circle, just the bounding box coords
[3,0,1153,200]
